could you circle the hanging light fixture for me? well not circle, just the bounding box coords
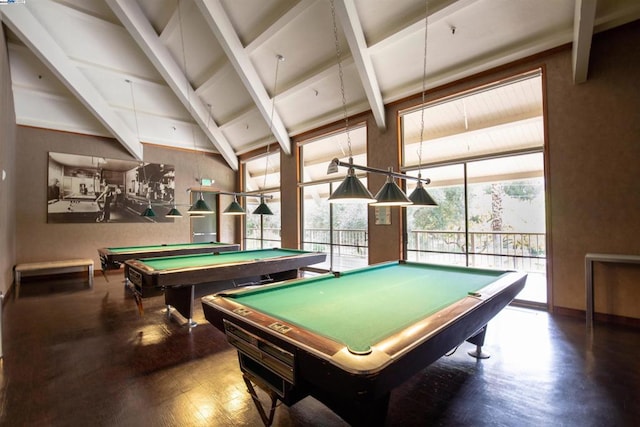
[253,195,274,215]
[142,203,156,217]
[187,105,214,215]
[188,192,214,214]
[325,1,436,206]
[166,202,182,218]
[174,0,213,216]
[223,195,245,215]
[328,162,376,203]
[328,158,431,200]
[409,177,437,205]
[252,54,284,215]
[371,169,413,206]
[327,0,376,204]
[408,0,437,207]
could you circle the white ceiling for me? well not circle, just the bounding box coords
[2,0,639,171]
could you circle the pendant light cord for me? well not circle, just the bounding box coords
[262,55,284,194]
[330,0,352,160]
[418,0,430,177]
[177,0,203,196]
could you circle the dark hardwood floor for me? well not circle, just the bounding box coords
[0,273,638,426]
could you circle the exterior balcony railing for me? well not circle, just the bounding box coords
[249,227,546,275]
[406,230,547,273]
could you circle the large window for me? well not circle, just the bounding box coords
[242,151,281,249]
[299,125,369,271]
[401,71,547,304]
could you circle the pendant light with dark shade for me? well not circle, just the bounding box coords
[326,0,375,204]
[408,0,437,207]
[252,196,274,215]
[223,196,245,215]
[371,170,413,206]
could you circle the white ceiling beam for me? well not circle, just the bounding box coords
[194,0,292,156]
[334,0,386,130]
[572,0,597,84]
[106,0,239,170]
[0,4,143,160]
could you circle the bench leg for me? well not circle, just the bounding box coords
[15,272,21,298]
[88,264,94,288]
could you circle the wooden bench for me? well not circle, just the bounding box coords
[14,259,94,297]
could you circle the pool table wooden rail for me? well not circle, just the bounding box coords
[203,270,527,374]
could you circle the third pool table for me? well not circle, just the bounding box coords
[98,241,240,271]
[202,261,527,426]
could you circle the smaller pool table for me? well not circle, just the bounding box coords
[48,199,102,223]
[125,248,326,327]
[97,241,240,271]
[202,261,527,426]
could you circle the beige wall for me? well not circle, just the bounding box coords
[1,26,17,296]
[14,127,236,270]
[545,21,640,317]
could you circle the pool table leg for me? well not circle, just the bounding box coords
[99,257,112,282]
[466,325,490,359]
[124,282,145,316]
[165,285,198,328]
[243,374,278,426]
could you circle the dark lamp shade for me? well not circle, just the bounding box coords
[188,198,214,214]
[252,202,273,215]
[141,205,156,217]
[166,207,183,217]
[371,178,412,206]
[328,169,376,204]
[223,200,246,215]
[408,182,438,206]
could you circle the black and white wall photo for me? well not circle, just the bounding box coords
[47,152,176,224]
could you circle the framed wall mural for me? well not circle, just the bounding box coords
[47,152,176,224]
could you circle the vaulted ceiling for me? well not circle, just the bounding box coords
[2,0,639,171]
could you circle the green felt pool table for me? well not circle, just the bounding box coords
[201,261,527,426]
[97,241,240,270]
[124,248,326,327]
